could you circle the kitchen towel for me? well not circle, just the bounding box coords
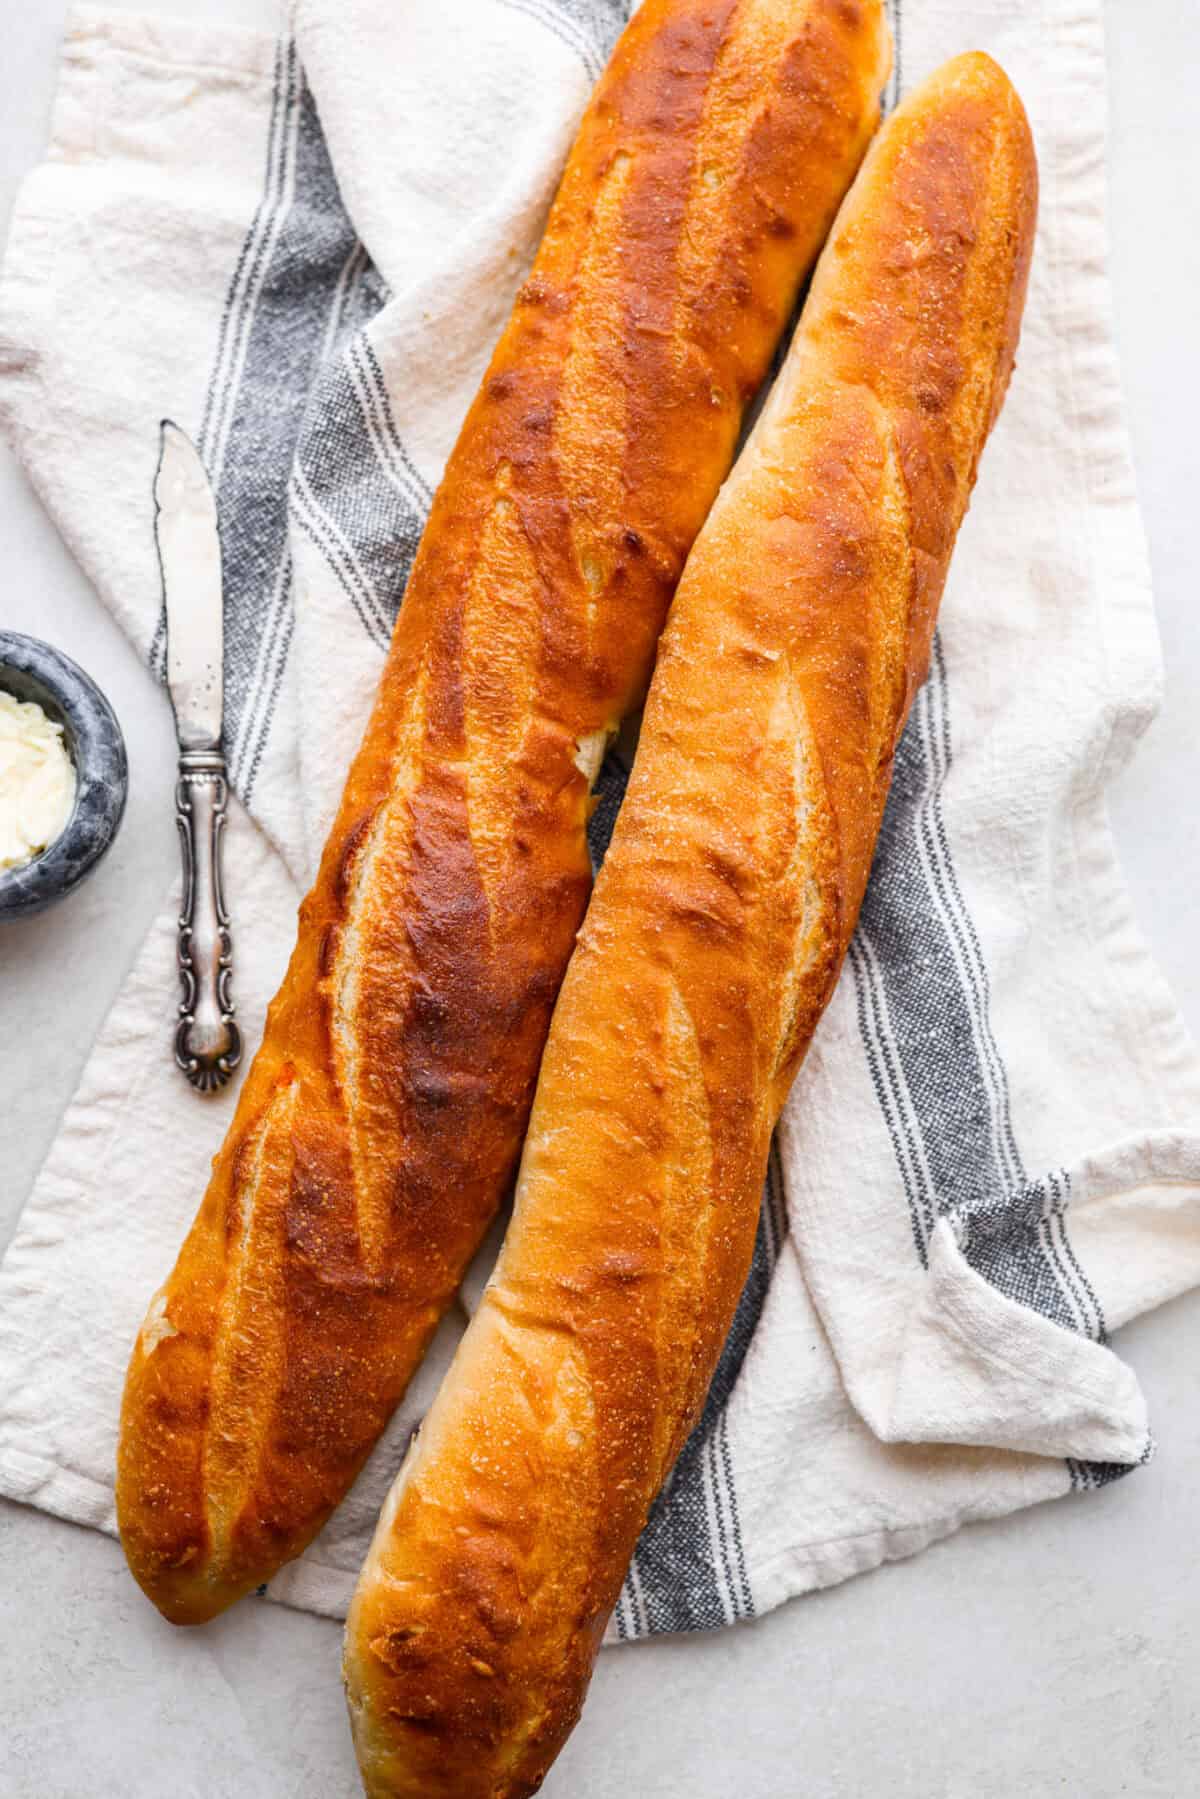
[2,0,1199,1638]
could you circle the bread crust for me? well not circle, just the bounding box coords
[116,0,890,1626]
[343,50,1037,1799]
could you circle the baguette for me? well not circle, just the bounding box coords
[116,0,891,1625]
[343,51,1037,1799]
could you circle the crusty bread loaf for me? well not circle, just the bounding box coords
[116,0,890,1626]
[343,51,1037,1799]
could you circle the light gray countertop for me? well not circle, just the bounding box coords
[2,3,1198,1794]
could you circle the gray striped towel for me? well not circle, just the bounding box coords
[1,0,1199,1638]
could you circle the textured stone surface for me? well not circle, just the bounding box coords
[0,631,128,918]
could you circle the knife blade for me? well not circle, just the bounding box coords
[154,420,224,751]
[153,421,241,1092]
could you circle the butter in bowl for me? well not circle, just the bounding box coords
[0,688,76,870]
[0,631,128,919]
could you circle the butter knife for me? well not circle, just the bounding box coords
[154,420,242,1092]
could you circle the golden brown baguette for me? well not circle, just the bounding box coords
[343,50,1037,1799]
[116,0,891,1626]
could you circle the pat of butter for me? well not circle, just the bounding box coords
[0,690,76,872]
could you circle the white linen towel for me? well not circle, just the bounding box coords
[2,0,1199,1640]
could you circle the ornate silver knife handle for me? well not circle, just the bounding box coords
[175,747,241,1092]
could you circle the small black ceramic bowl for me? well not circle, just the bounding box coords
[0,631,129,920]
